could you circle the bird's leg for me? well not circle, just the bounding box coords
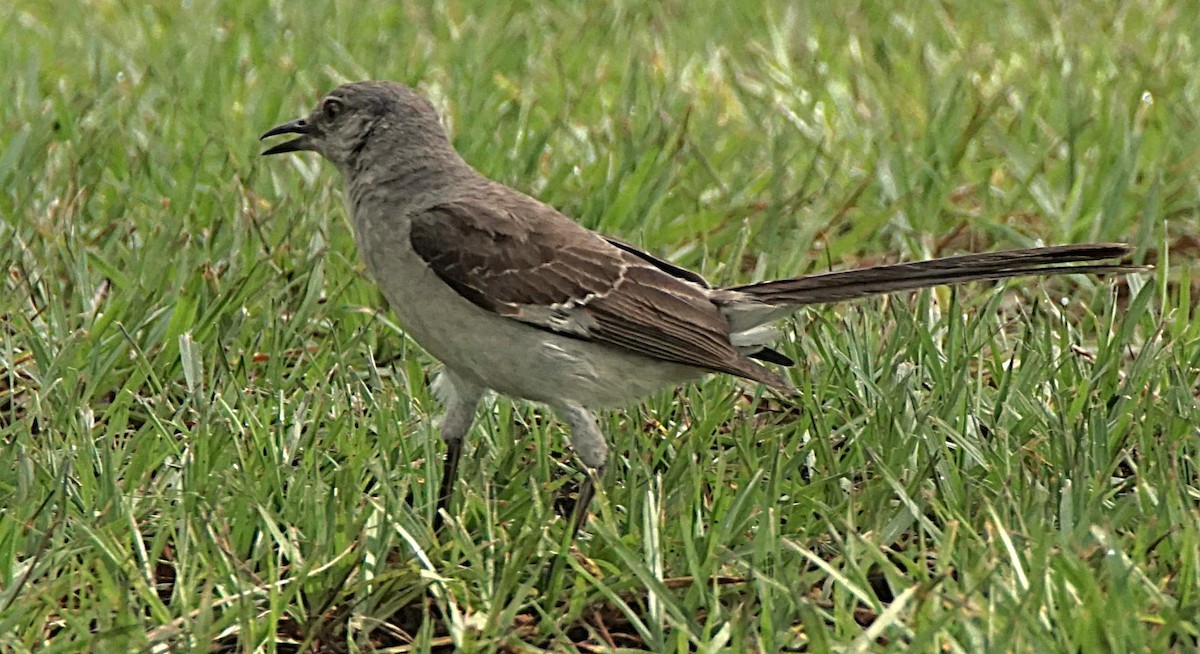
[570,466,604,543]
[434,439,463,532]
[540,404,608,589]
[429,369,482,532]
[558,404,609,545]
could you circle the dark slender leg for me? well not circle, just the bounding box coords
[567,465,604,545]
[542,465,605,590]
[429,370,482,533]
[542,405,609,588]
[432,438,463,532]
[559,404,608,545]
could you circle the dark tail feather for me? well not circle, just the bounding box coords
[728,243,1147,306]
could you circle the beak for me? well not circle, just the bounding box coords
[260,119,314,155]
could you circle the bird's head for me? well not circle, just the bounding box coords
[261,81,450,172]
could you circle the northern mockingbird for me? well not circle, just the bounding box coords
[261,80,1144,546]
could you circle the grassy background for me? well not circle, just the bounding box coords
[2,0,1198,651]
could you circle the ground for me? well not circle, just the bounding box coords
[1,1,1198,652]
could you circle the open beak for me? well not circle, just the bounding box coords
[260,119,314,155]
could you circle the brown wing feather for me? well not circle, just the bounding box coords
[408,190,791,391]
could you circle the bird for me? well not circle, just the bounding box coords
[260,80,1145,548]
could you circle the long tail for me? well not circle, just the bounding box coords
[727,243,1146,306]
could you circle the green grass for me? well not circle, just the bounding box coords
[2,0,1198,651]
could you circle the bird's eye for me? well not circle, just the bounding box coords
[322,97,345,121]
